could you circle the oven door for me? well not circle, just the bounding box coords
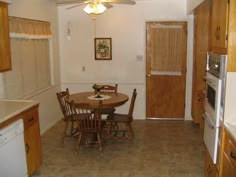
[203,113,219,164]
[205,73,222,127]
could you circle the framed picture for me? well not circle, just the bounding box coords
[94,38,112,60]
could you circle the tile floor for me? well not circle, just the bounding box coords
[32,120,205,177]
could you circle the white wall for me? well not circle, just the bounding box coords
[187,0,204,14]
[58,0,194,120]
[0,0,62,134]
[224,73,236,124]
[0,0,12,3]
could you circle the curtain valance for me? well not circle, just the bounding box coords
[9,16,52,39]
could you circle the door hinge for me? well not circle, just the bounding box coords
[226,34,228,41]
[228,0,230,4]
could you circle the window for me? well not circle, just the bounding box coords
[3,17,52,99]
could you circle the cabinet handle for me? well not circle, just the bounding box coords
[25,143,30,154]
[215,26,220,40]
[28,117,34,122]
[215,27,218,39]
[230,152,236,160]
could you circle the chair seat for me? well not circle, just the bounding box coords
[101,108,115,115]
[107,113,130,123]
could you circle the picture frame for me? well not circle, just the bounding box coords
[94,38,112,60]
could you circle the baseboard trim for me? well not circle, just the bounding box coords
[146,117,184,121]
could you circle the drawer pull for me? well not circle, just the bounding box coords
[28,117,34,122]
[230,152,236,160]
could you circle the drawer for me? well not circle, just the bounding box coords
[23,108,38,129]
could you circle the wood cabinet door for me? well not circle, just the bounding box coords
[0,2,11,72]
[192,0,209,127]
[205,150,219,177]
[24,117,42,176]
[221,152,236,177]
[211,0,228,53]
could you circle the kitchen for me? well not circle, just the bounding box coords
[0,0,236,177]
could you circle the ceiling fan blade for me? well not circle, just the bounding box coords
[56,0,88,5]
[66,3,86,9]
[102,0,136,5]
[102,2,113,9]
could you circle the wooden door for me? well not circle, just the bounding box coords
[146,21,187,119]
[211,0,228,53]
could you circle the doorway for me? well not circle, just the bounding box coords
[146,21,187,119]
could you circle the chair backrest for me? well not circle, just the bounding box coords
[56,88,70,118]
[128,89,137,121]
[99,84,118,93]
[70,100,103,133]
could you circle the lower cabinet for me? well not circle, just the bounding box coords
[221,153,236,177]
[23,106,42,176]
[205,150,219,177]
[220,129,236,177]
[0,104,42,176]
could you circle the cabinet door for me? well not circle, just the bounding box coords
[221,152,236,177]
[24,113,42,176]
[205,150,219,177]
[211,0,228,52]
[192,0,209,128]
[0,2,11,72]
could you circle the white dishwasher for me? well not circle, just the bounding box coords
[0,119,28,177]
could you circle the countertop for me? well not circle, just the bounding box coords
[224,122,236,142]
[0,99,39,124]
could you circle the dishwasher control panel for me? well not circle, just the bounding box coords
[0,119,24,146]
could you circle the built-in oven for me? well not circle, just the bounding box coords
[205,72,222,127]
[203,52,227,164]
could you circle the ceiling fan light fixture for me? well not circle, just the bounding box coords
[83,3,107,14]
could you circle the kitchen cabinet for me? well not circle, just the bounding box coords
[210,0,236,71]
[211,0,228,53]
[220,129,236,177]
[191,0,210,128]
[0,2,11,72]
[0,102,42,177]
[23,107,42,176]
[205,149,219,177]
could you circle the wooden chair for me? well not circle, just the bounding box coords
[56,88,76,144]
[107,89,137,145]
[69,100,104,156]
[99,84,118,94]
[95,84,118,116]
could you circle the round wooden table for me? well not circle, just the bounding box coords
[67,92,129,109]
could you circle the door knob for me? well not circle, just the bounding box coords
[146,74,151,77]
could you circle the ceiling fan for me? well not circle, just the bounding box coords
[56,0,136,14]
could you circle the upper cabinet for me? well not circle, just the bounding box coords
[211,0,229,53]
[0,2,11,72]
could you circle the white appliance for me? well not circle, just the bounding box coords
[203,52,227,164]
[0,119,28,177]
